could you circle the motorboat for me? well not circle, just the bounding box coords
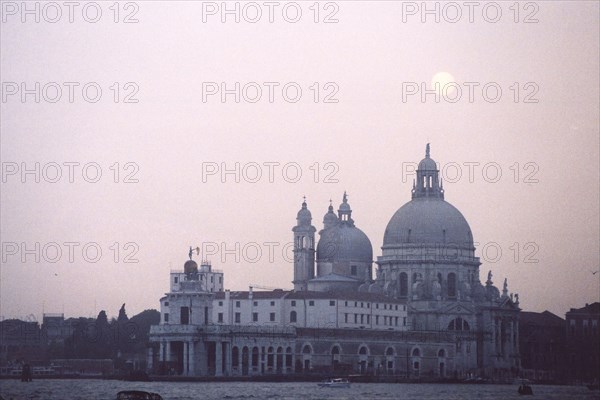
[518,383,534,395]
[116,391,163,400]
[317,378,351,388]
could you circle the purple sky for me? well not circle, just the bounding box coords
[1,1,598,322]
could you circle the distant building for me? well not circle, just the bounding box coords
[149,145,521,380]
[42,313,74,345]
[0,319,43,364]
[565,302,600,382]
[519,311,566,382]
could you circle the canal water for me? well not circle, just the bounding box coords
[1,380,599,400]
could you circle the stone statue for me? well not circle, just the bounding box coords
[412,273,424,300]
[432,275,442,300]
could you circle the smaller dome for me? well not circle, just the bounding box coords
[485,284,500,301]
[184,259,198,274]
[296,199,312,224]
[339,202,351,212]
[317,224,373,262]
[418,157,437,171]
[338,191,351,212]
[323,204,338,227]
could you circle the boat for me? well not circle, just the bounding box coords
[518,384,534,395]
[116,391,163,400]
[317,378,351,388]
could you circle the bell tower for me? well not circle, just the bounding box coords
[292,197,316,291]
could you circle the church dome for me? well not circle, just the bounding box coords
[383,198,473,247]
[184,259,198,274]
[296,199,312,224]
[317,224,373,262]
[317,193,373,263]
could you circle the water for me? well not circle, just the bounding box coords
[1,380,599,400]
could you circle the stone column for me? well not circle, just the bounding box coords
[274,347,278,374]
[494,319,500,354]
[515,320,519,353]
[224,342,232,376]
[510,319,514,350]
[183,341,189,375]
[215,341,223,377]
[147,347,154,372]
[197,341,207,376]
[259,346,264,375]
[166,341,172,362]
[189,341,195,376]
[159,342,165,362]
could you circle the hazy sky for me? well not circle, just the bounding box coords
[1,1,598,322]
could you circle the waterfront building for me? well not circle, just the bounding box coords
[149,145,520,379]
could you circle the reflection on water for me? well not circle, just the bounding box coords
[1,380,599,400]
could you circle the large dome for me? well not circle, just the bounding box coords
[383,198,473,247]
[317,224,373,262]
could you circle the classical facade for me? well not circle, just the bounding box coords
[149,145,520,380]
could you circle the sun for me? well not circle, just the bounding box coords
[431,72,456,96]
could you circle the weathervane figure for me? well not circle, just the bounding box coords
[189,246,200,260]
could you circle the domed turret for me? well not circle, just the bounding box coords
[296,197,312,226]
[315,193,373,284]
[323,200,338,229]
[412,143,444,200]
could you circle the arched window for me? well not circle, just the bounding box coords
[302,345,312,354]
[232,346,239,368]
[386,347,394,356]
[399,273,408,297]
[412,348,420,357]
[285,347,292,368]
[448,273,456,297]
[359,346,368,355]
[267,346,274,368]
[331,346,340,355]
[252,347,259,367]
[290,311,297,323]
[438,349,446,357]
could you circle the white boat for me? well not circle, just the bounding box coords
[317,378,351,388]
